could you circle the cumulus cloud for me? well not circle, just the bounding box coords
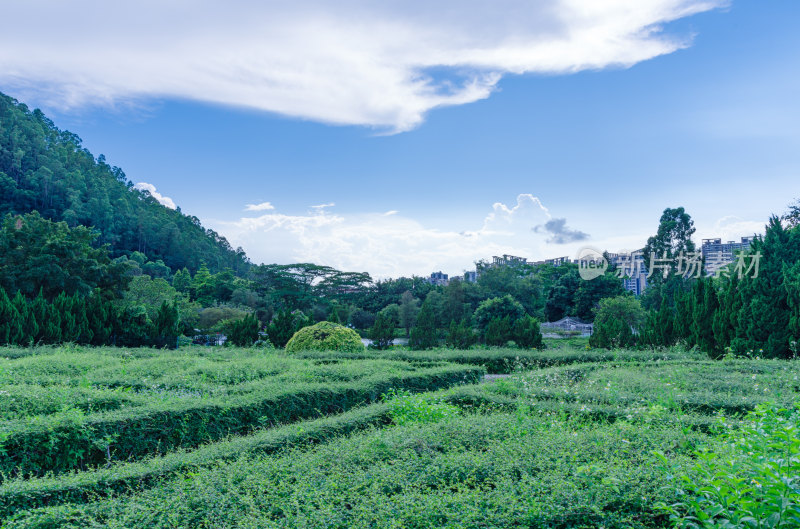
[0,1,723,131]
[534,217,590,244]
[212,194,591,277]
[244,202,275,212]
[705,215,763,242]
[133,182,176,210]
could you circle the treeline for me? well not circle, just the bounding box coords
[592,205,800,359]
[0,288,180,348]
[0,92,249,275]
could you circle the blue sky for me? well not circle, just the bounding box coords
[1,1,798,277]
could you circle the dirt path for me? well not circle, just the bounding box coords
[481,374,511,383]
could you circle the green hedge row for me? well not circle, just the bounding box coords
[290,347,699,373]
[0,403,390,518]
[440,385,728,432]
[0,365,483,479]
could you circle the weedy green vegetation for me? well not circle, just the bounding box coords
[4,411,705,529]
[0,346,482,478]
[466,359,800,419]
[656,404,800,529]
[383,388,461,426]
[0,402,392,517]
[289,345,700,373]
[1,346,798,528]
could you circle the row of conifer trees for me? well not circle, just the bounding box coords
[640,217,800,358]
[0,288,180,348]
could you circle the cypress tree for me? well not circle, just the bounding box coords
[368,312,395,350]
[11,290,37,345]
[786,262,800,352]
[153,301,180,348]
[712,275,740,353]
[0,288,12,344]
[445,318,475,349]
[87,295,114,345]
[71,294,93,344]
[42,302,62,344]
[736,218,792,357]
[54,292,77,342]
[513,315,544,350]
[29,289,48,343]
[690,279,719,357]
[484,316,513,346]
[409,300,437,350]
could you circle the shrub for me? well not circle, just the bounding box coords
[474,295,526,337]
[267,309,309,348]
[590,295,645,349]
[485,316,513,346]
[285,321,365,353]
[383,388,460,426]
[409,300,437,350]
[222,313,260,347]
[368,312,395,350]
[446,318,475,349]
[513,315,544,349]
[657,403,800,528]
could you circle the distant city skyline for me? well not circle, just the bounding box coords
[1,1,797,277]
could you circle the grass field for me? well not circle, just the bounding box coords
[1,345,798,528]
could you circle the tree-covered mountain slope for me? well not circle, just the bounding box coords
[0,92,249,275]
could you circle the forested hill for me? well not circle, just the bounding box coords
[0,92,249,275]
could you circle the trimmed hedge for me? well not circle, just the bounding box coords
[0,365,483,479]
[4,411,708,529]
[285,322,365,353]
[0,403,390,518]
[440,384,731,433]
[289,347,700,374]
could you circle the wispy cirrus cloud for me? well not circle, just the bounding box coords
[244,202,275,212]
[0,1,724,132]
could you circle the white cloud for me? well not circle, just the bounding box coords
[0,1,723,131]
[705,215,764,242]
[133,182,176,210]
[244,202,275,212]
[211,194,594,277]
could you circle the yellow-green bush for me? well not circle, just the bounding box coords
[285,322,365,353]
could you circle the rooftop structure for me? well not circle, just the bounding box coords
[427,271,449,286]
[701,236,755,276]
[491,254,528,267]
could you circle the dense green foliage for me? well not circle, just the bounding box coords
[284,321,365,353]
[0,347,481,478]
[0,212,128,299]
[2,345,797,528]
[638,216,800,358]
[11,351,796,529]
[513,314,545,349]
[657,404,800,528]
[368,312,396,349]
[0,93,249,275]
[0,402,392,518]
[221,313,260,347]
[0,287,184,347]
[590,295,646,349]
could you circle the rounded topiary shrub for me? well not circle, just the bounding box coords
[284,321,366,353]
